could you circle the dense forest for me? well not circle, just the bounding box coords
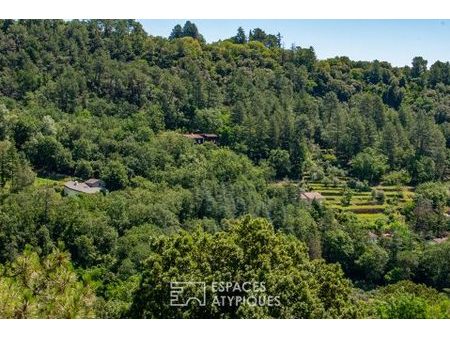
[0,19,448,318]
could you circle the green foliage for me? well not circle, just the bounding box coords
[0,19,447,318]
[355,244,389,284]
[0,248,96,318]
[323,229,356,273]
[232,27,247,44]
[274,204,322,259]
[169,21,204,42]
[366,281,450,318]
[75,159,94,180]
[193,108,228,133]
[415,182,449,210]
[268,149,291,179]
[347,179,371,192]
[129,216,358,318]
[341,188,353,206]
[25,135,73,173]
[0,140,35,192]
[249,28,281,48]
[102,160,129,191]
[408,182,449,237]
[351,148,388,184]
[417,242,450,290]
[372,189,386,204]
[0,19,446,188]
[382,170,411,185]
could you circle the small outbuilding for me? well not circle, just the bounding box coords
[183,133,205,144]
[183,133,219,144]
[84,178,104,188]
[300,191,324,203]
[200,133,219,143]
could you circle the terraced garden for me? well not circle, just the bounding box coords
[304,180,415,223]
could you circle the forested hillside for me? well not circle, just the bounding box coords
[0,19,448,318]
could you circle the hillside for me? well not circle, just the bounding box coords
[0,19,448,318]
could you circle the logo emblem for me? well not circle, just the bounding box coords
[170,282,206,307]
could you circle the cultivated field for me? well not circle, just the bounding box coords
[305,180,415,223]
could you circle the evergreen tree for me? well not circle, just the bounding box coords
[233,27,246,44]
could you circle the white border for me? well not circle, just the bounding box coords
[0,319,448,338]
[1,0,449,336]
[0,0,450,19]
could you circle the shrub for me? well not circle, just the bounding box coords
[341,188,353,206]
[372,189,385,204]
[382,170,411,186]
[348,178,371,192]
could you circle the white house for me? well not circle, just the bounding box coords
[64,179,105,196]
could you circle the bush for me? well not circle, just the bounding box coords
[351,148,388,184]
[310,166,325,182]
[372,189,385,204]
[415,182,449,210]
[382,170,411,186]
[366,281,450,318]
[341,188,353,206]
[332,176,341,187]
[74,160,94,180]
[348,178,371,192]
[322,176,332,187]
[101,160,129,191]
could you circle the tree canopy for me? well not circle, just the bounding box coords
[0,19,448,319]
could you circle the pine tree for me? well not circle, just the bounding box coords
[169,24,183,40]
[233,27,246,44]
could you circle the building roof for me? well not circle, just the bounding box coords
[84,178,104,187]
[64,180,103,194]
[300,191,324,200]
[183,133,204,139]
[183,133,219,141]
[201,133,218,138]
[432,236,448,244]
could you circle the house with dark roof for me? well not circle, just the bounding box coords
[183,133,219,144]
[183,133,205,144]
[64,179,105,196]
[200,133,219,143]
